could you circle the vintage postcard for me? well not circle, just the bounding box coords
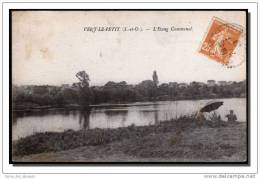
[10,10,248,164]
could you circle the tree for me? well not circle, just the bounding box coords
[76,71,92,106]
[76,71,90,88]
[136,80,154,100]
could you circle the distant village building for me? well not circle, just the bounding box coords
[218,81,227,86]
[227,81,234,85]
[207,80,216,87]
[22,85,34,95]
[197,82,206,87]
[189,81,205,87]
[178,83,188,88]
[169,82,178,88]
[61,84,70,90]
[46,85,56,94]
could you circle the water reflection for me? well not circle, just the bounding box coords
[153,103,159,125]
[104,110,128,118]
[12,98,246,140]
[104,110,128,128]
[79,107,91,130]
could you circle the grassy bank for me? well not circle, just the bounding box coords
[13,117,247,162]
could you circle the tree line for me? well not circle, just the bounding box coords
[12,71,246,108]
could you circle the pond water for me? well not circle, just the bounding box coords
[12,98,247,141]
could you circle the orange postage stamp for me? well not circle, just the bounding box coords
[199,17,243,65]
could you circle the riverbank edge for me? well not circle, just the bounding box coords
[12,97,246,112]
[12,116,245,159]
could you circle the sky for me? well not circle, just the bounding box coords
[12,11,247,86]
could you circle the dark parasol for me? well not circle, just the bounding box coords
[200,101,224,112]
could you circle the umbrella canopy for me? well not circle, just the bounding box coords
[200,101,223,112]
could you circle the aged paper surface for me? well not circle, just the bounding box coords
[11,10,247,163]
[12,11,246,85]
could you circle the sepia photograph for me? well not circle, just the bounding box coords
[10,10,248,164]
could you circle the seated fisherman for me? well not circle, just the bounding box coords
[225,110,237,122]
[195,110,206,121]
